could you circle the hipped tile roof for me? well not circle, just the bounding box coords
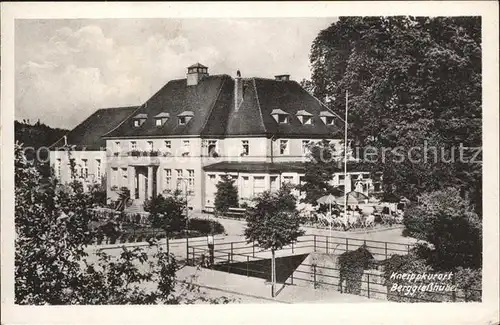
[65,70,344,143]
[50,106,138,150]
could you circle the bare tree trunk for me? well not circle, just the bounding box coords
[271,249,276,298]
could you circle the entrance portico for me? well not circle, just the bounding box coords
[128,165,158,203]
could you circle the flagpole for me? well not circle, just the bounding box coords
[344,90,348,227]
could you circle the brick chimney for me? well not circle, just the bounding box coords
[235,70,243,111]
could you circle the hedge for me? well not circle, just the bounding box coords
[188,218,225,235]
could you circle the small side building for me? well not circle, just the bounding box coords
[49,106,138,190]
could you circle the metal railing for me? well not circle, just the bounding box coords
[187,234,413,264]
[284,262,481,302]
[186,240,481,303]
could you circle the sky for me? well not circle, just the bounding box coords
[15,18,336,129]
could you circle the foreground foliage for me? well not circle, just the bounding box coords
[15,143,231,304]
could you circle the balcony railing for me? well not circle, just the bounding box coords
[128,150,171,157]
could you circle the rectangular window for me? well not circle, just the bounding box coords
[242,140,249,156]
[303,116,312,125]
[115,141,121,153]
[241,176,251,198]
[130,141,137,150]
[270,176,278,191]
[155,119,162,126]
[165,140,171,152]
[207,140,217,156]
[96,159,101,179]
[121,167,128,187]
[183,140,190,155]
[187,169,195,193]
[164,169,172,190]
[134,120,140,127]
[279,140,289,155]
[302,140,311,155]
[111,167,118,187]
[176,169,184,180]
[326,117,334,125]
[253,176,266,196]
[179,116,187,125]
[147,141,154,151]
[278,115,288,124]
[81,159,88,179]
[208,174,217,198]
[282,176,293,184]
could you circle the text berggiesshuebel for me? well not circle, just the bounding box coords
[389,272,456,296]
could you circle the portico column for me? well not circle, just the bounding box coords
[128,166,135,200]
[147,166,153,199]
[156,167,162,196]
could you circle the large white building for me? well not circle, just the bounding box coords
[50,63,381,212]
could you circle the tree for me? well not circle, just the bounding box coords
[298,140,344,205]
[15,142,230,304]
[214,174,238,214]
[308,17,481,212]
[299,78,315,95]
[403,188,482,270]
[244,184,305,297]
[147,190,187,253]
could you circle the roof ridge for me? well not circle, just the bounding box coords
[252,78,268,135]
[200,76,228,134]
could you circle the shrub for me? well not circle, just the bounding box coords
[403,188,482,271]
[96,233,104,245]
[381,253,457,302]
[143,199,152,212]
[454,267,482,302]
[147,192,186,234]
[89,182,107,206]
[337,245,375,294]
[214,175,238,214]
[188,218,225,235]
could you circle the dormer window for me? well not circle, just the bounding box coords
[271,109,289,124]
[154,112,170,127]
[296,110,313,125]
[178,111,194,125]
[133,113,148,127]
[320,111,335,125]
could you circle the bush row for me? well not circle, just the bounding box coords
[94,218,225,245]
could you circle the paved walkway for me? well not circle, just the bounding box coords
[176,265,381,303]
[193,212,417,245]
[86,213,417,264]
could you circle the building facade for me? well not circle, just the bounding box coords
[51,63,381,212]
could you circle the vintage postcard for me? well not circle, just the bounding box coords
[1,2,499,325]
